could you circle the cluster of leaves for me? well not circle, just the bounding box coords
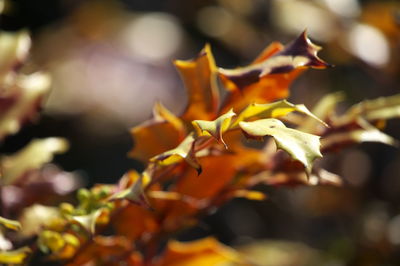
[1,30,400,265]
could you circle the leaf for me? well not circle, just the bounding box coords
[0,72,51,139]
[110,171,151,205]
[192,109,236,148]
[298,92,344,133]
[322,129,397,152]
[69,209,104,234]
[232,100,326,128]
[335,94,400,126]
[239,119,322,173]
[0,247,31,264]
[157,237,245,266]
[0,30,30,76]
[219,31,329,112]
[150,134,202,174]
[1,137,69,185]
[129,102,185,162]
[232,190,266,201]
[0,216,21,231]
[175,44,219,121]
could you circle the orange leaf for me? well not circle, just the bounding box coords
[219,31,329,112]
[129,102,185,162]
[175,44,219,121]
[157,237,244,266]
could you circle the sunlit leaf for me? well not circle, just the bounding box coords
[69,208,104,234]
[219,31,329,112]
[129,102,185,162]
[175,44,219,121]
[0,247,31,264]
[0,30,30,76]
[192,109,236,148]
[240,119,322,173]
[0,216,21,231]
[111,171,151,205]
[335,94,400,126]
[299,92,344,133]
[0,72,51,139]
[232,190,266,201]
[157,237,246,266]
[150,134,201,174]
[232,100,326,128]
[322,128,397,152]
[1,137,69,185]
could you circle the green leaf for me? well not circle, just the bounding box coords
[0,216,21,231]
[192,109,236,148]
[232,100,326,128]
[110,172,150,205]
[0,247,31,264]
[150,133,202,174]
[239,119,322,173]
[1,137,69,185]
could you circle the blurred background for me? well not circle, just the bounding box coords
[1,0,400,265]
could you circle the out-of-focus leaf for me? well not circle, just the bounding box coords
[219,31,329,112]
[0,72,51,139]
[240,119,322,173]
[335,94,400,126]
[192,109,236,148]
[150,134,201,174]
[0,30,30,76]
[1,137,69,185]
[175,44,219,121]
[112,203,158,240]
[308,168,343,186]
[0,216,21,231]
[299,92,344,133]
[232,190,266,201]
[322,128,397,152]
[157,237,246,266]
[236,240,321,266]
[232,100,326,128]
[66,236,133,266]
[19,204,61,237]
[111,171,150,205]
[0,247,31,264]
[69,208,104,234]
[129,102,185,162]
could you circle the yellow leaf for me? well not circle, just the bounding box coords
[158,237,245,266]
[150,134,201,174]
[192,109,236,148]
[0,247,31,264]
[1,137,69,185]
[232,100,326,128]
[239,119,322,174]
[0,216,21,231]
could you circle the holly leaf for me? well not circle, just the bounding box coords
[239,119,322,173]
[175,44,219,121]
[0,72,51,139]
[0,247,31,264]
[0,216,21,231]
[150,134,202,174]
[335,94,400,126]
[110,171,151,205]
[219,31,329,112]
[192,109,236,148]
[157,237,245,266]
[69,209,104,234]
[1,137,69,185]
[129,102,185,162]
[232,100,326,128]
